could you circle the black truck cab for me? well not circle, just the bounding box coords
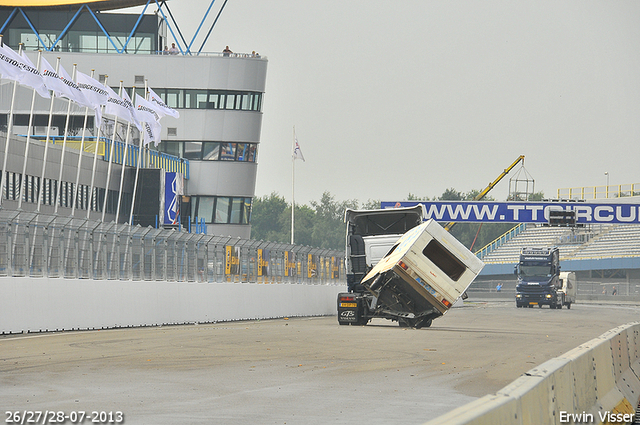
[515,247,563,309]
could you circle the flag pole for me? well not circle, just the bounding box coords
[115,102,133,223]
[291,126,295,244]
[101,81,123,222]
[129,81,148,225]
[53,64,78,215]
[71,69,94,216]
[0,42,21,208]
[17,49,42,210]
[87,76,108,219]
[36,57,61,212]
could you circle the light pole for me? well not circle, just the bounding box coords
[605,172,609,198]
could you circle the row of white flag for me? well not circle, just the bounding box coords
[0,42,178,147]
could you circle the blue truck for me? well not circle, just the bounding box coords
[515,247,565,309]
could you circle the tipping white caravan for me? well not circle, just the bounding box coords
[338,210,484,328]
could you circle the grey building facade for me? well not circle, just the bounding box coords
[0,6,267,238]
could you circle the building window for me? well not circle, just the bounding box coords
[215,197,230,223]
[157,141,257,162]
[183,141,202,160]
[230,197,243,223]
[191,196,252,224]
[202,142,220,160]
[220,143,236,161]
[151,88,263,112]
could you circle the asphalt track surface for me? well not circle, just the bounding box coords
[1,301,639,425]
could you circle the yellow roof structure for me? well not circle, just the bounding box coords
[0,0,153,11]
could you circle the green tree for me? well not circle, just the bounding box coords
[528,191,545,201]
[250,192,289,242]
[282,204,316,246]
[439,188,465,200]
[407,193,430,201]
[310,192,358,249]
[361,199,381,210]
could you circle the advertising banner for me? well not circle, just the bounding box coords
[331,257,340,279]
[164,172,183,225]
[307,254,317,279]
[225,245,240,278]
[284,251,296,277]
[258,248,270,281]
[381,201,640,225]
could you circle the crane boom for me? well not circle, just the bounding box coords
[444,155,525,232]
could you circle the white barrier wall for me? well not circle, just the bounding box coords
[425,322,640,425]
[0,277,343,334]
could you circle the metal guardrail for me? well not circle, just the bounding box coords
[0,210,344,284]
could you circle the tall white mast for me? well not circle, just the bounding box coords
[291,126,295,244]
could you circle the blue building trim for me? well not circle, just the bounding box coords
[481,256,640,276]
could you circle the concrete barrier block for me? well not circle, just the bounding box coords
[610,330,631,381]
[591,340,617,401]
[628,324,640,363]
[561,344,598,413]
[550,359,577,419]
[497,375,555,425]
[519,357,575,419]
[616,367,640,411]
[423,394,519,425]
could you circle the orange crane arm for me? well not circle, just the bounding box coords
[444,155,525,232]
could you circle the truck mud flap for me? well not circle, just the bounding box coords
[337,293,361,325]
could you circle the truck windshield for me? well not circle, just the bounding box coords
[519,265,551,277]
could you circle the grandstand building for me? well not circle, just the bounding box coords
[474,220,640,298]
[0,1,266,238]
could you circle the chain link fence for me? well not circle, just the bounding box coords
[0,210,345,285]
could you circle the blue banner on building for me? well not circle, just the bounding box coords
[164,172,183,225]
[380,201,640,224]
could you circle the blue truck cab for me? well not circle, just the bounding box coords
[515,247,563,309]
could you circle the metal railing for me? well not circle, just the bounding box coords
[20,135,190,180]
[474,223,527,259]
[557,183,640,200]
[0,210,344,284]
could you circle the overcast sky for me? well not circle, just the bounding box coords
[134,1,640,205]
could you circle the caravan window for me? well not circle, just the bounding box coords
[422,239,466,281]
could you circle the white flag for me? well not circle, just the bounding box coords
[39,57,88,107]
[120,89,141,131]
[135,93,162,146]
[293,137,305,161]
[141,120,162,147]
[0,44,50,98]
[148,87,179,119]
[104,85,135,126]
[76,70,109,126]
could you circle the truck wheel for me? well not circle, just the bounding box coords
[516,304,522,308]
[550,303,556,309]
